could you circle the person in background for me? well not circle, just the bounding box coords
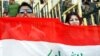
[17,2,36,17]
[90,0,99,25]
[3,0,9,14]
[3,10,8,17]
[8,0,19,17]
[82,2,92,25]
[65,12,83,26]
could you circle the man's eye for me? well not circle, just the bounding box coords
[19,12,24,14]
[27,12,32,13]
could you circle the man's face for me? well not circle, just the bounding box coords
[18,6,33,17]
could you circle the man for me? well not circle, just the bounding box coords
[17,2,36,17]
[3,0,9,13]
[82,1,99,25]
[8,0,19,17]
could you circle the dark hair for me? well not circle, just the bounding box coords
[40,0,44,4]
[84,2,90,5]
[3,10,8,15]
[65,12,82,25]
[18,2,33,13]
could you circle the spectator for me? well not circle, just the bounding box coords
[17,2,36,17]
[82,1,99,25]
[82,2,92,25]
[3,10,8,17]
[65,12,83,26]
[8,0,19,17]
[91,0,99,25]
[3,0,9,13]
[61,0,72,13]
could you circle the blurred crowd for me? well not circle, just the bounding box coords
[0,0,100,26]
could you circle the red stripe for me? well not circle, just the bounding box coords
[0,17,100,45]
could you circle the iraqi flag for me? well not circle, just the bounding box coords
[0,17,100,56]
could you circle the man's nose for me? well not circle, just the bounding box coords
[23,11,27,14]
[23,11,28,17]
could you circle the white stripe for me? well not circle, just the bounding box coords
[0,39,100,56]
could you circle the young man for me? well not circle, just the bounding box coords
[17,2,36,17]
[8,0,19,17]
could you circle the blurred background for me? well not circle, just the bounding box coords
[0,0,100,25]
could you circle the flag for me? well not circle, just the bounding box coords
[0,17,100,56]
